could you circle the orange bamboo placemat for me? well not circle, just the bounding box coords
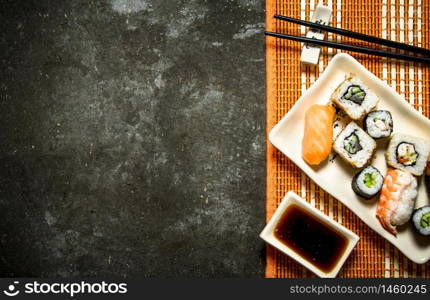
[266,0,430,278]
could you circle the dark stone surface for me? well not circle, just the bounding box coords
[0,0,265,277]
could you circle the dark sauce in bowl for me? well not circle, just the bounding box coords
[274,204,348,273]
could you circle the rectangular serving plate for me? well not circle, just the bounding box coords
[269,53,430,264]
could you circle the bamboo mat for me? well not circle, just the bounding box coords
[266,0,430,278]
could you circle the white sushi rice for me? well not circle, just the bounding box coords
[386,133,430,176]
[333,121,376,168]
[332,105,351,141]
[390,171,418,226]
[331,75,379,120]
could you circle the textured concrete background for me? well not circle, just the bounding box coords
[0,0,265,277]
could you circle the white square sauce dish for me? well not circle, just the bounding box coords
[260,191,359,278]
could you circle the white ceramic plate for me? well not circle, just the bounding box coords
[269,53,430,264]
[260,191,359,278]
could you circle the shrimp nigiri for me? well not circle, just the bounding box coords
[302,104,336,165]
[376,169,418,236]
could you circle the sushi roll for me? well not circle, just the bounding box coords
[412,206,430,236]
[376,169,418,235]
[386,133,430,176]
[332,105,350,141]
[331,75,379,120]
[363,110,393,139]
[352,166,384,199]
[333,121,376,168]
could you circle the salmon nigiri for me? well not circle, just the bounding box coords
[302,104,336,165]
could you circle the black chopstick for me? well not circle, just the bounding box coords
[274,14,430,57]
[264,31,430,65]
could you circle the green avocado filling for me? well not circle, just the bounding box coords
[364,172,377,188]
[342,85,366,105]
[344,131,362,155]
[420,212,430,228]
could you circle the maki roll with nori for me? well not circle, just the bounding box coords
[364,110,393,139]
[412,206,430,236]
[333,121,376,168]
[386,133,430,176]
[352,166,384,199]
[331,75,379,120]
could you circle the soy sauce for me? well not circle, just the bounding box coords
[274,205,348,273]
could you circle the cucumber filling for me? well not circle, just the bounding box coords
[344,131,362,155]
[396,142,418,166]
[363,172,377,188]
[342,85,366,105]
[420,212,430,228]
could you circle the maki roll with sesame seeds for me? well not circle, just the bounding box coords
[333,121,376,168]
[332,105,350,141]
[331,75,379,120]
[386,133,430,176]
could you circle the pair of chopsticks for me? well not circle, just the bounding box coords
[265,15,430,65]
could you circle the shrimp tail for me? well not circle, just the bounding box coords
[376,208,398,236]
